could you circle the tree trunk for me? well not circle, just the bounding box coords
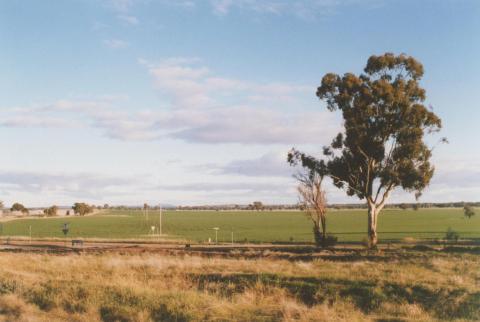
[313,223,322,247]
[367,204,378,248]
[321,216,326,242]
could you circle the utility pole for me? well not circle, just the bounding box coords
[159,204,162,236]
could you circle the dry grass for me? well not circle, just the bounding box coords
[0,248,478,321]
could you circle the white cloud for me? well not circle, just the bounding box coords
[108,0,136,13]
[0,116,76,128]
[169,107,335,144]
[202,152,294,177]
[0,170,142,203]
[142,57,337,144]
[104,0,384,24]
[209,0,383,19]
[211,0,283,16]
[104,39,129,49]
[117,14,139,25]
[0,57,337,145]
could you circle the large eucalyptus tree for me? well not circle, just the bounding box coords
[289,53,443,247]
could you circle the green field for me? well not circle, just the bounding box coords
[1,208,479,243]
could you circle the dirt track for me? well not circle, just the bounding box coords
[2,239,477,263]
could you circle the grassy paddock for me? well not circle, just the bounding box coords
[0,248,478,321]
[1,208,479,243]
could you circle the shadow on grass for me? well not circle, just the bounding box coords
[441,246,480,254]
[186,247,432,263]
[190,273,480,320]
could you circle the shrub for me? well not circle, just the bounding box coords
[72,203,94,216]
[323,234,338,247]
[43,206,58,217]
[313,228,338,247]
[464,205,475,219]
[27,286,56,311]
[445,227,460,243]
[100,305,134,322]
[10,203,28,214]
[151,303,191,322]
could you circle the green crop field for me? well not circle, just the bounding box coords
[1,208,479,243]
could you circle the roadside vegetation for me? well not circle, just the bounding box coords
[0,247,477,321]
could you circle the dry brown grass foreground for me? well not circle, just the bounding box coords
[0,246,478,322]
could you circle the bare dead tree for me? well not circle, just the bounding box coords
[296,171,327,246]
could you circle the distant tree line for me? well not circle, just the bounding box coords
[172,202,480,211]
[1,201,478,215]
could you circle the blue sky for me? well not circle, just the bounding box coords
[0,0,479,207]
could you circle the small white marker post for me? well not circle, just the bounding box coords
[159,204,162,236]
[212,227,219,244]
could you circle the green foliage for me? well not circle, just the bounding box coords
[72,203,94,216]
[0,278,20,295]
[289,53,443,247]
[312,227,337,247]
[445,227,460,243]
[151,303,191,322]
[252,201,264,211]
[10,203,28,214]
[464,205,475,219]
[27,284,57,311]
[293,53,442,200]
[43,206,58,217]
[324,234,338,247]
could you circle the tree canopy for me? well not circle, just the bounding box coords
[464,205,475,219]
[252,201,264,211]
[11,202,28,214]
[289,53,443,247]
[44,205,58,217]
[72,203,94,216]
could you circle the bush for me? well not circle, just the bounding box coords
[10,203,28,214]
[313,228,338,247]
[323,234,338,247]
[464,205,475,219]
[72,203,94,216]
[43,206,58,217]
[445,227,460,243]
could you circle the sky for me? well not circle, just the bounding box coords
[0,0,479,207]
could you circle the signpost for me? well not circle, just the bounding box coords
[212,227,219,244]
[62,223,69,246]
